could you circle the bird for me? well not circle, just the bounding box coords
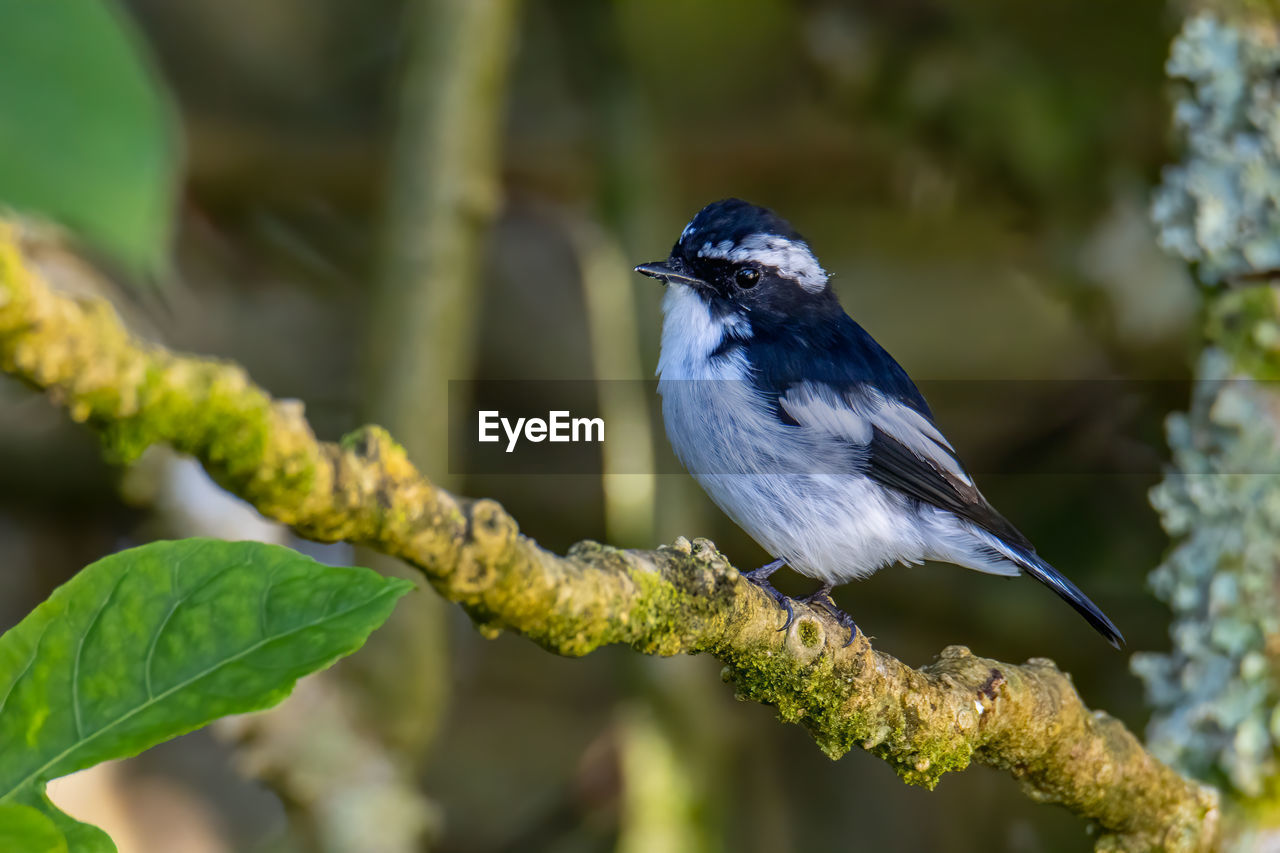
[634,198,1124,648]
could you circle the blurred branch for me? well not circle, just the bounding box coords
[339,0,520,834]
[220,668,439,852]
[571,222,724,853]
[367,0,519,479]
[0,222,1219,852]
[569,220,655,546]
[223,0,524,848]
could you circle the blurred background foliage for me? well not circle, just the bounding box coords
[0,0,176,273]
[0,0,1201,851]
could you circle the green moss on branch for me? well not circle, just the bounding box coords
[0,222,1219,851]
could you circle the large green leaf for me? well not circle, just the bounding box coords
[0,0,178,272]
[0,539,413,849]
[0,803,68,853]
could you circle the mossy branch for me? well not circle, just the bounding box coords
[0,222,1218,851]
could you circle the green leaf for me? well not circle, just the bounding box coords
[0,803,68,853]
[0,0,179,273]
[8,793,114,853]
[0,538,413,849]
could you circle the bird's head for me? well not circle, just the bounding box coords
[635,199,832,323]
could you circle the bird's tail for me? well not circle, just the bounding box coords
[1011,548,1124,649]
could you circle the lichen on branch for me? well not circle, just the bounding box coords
[0,222,1218,851]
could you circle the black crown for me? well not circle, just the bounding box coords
[676,198,807,257]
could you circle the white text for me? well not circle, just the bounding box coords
[478,410,604,452]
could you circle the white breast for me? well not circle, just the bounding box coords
[656,286,934,581]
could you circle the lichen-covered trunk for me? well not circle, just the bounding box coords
[1137,10,1280,847]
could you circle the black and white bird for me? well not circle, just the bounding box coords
[635,198,1123,648]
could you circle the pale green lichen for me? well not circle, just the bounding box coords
[1138,13,1280,804]
[1151,15,1280,287]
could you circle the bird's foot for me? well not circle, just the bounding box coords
[798,586,859,647]
[742,559,795,631]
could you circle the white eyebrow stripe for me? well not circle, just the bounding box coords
[695,234,829,292]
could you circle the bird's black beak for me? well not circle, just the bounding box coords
[634,259,705,287]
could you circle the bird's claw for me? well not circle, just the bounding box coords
[778,597,796,632]
[798,588,859,647]
[741,564,859,645]
[742,561,795,631]
[746,574,795,631]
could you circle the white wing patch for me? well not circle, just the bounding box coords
[697,234,829,292]
[779,382,973,486]
[780,382,872,443]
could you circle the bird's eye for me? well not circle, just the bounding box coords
[735,267,760,289]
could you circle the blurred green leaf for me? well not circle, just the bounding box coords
[0,0,178,272]
[0,803,68,853]
[0,539,413,851]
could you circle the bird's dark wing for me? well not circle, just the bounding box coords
[777,381,1033,551]
[738,311,1031,549]
[739,311,936,419]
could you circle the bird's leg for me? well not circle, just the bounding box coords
[798,583,859,647]
[741,558,795,631]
